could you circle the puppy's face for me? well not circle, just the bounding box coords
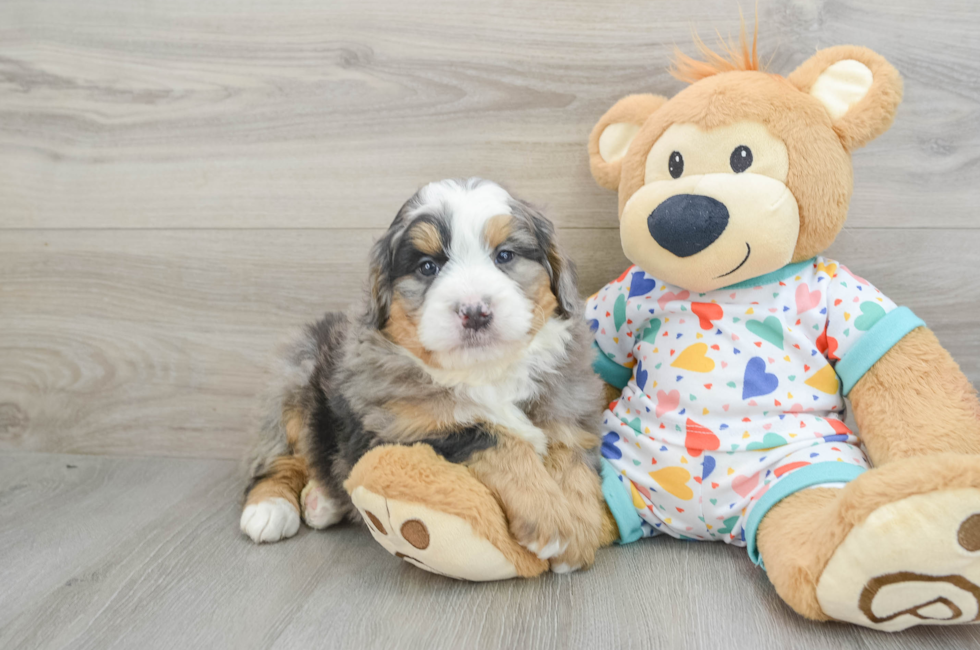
[369,179,577,370]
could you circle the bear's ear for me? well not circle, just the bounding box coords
[588,94,668,190]
[788,46,903,151]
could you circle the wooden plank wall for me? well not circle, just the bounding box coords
[2,0,978,459]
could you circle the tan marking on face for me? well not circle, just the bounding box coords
[384,296,438,367]
[529,271,559,335]
[483,214,515,251]
[245,455,308,508]
[410,221,444,256]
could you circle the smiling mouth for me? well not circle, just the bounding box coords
[716,243,751,279]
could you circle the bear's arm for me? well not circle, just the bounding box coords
[849,327,980,464]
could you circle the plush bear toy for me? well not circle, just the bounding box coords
[343,35,980,631]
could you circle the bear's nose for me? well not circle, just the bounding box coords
[648,194,730,258]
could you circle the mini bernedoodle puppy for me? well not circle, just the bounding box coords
[241,178,609,571]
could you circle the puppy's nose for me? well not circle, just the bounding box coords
[458,303,492,331]
[648,194,730,257]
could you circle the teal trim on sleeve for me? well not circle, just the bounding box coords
[835,306,925,396]
[745,463,866,568]
[601,459,644,544]
[722,258,816,291]
[592,341,633,390]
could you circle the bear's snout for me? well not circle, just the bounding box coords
[648,194,729,258]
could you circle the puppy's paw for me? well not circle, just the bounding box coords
[507,507,573,561]
[548,535,599,574]
[240,497,301,543]
[301,481,343,530]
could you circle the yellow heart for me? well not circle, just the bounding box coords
[817,262,838,277]
[783,356,791,362]
[702,408,709,415]
[670,343,715,373]
[727,467,735,475]
[788,392,794,398]
[630,482,646,509]
[805,365,839,394]
[696,332,703,339]
[613,337,619,343]
[742,432,750,439]
[650,467,693,500]
[844,312,851,322]
[680,456,688,464]
[746,307,755,315]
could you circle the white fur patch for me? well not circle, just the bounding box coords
[411,180,536,370]
[301,482,344,530]
[240,497,301,543]
[550,562,581,575]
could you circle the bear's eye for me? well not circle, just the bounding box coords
[730,145,753,173]
[668,151,684,179]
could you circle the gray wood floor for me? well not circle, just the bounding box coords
[2,0,980,647]
[3,452,980,650]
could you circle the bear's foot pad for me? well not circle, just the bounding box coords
[817,488,980,631]
[349,485,520,581]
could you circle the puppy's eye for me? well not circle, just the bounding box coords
[495,250,515,264]
[668,151,684,179]
[730,145,753,173]
[418,259,440,277]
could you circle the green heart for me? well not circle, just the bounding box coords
[639,318,662,343]
[726,381,736,388]
[626,417,641,433]
[788,375,796,381]
[655,363,662,369]
[854,301,886,332]
[746,432,788,451]
[709,498,718,505]
[717,516,739,535]
[632,459,641,466]
[613,293,627,332]
[746,316,784,349]
[732,317,741,323]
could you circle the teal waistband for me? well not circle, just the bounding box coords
[600,459,644,544]
[744,462,866,568]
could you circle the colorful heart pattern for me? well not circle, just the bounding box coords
[589,257,891,546]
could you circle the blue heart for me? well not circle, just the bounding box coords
[742,357,779,399]
[823,434,848,443]
[636,360,648,391]
[601,432,622,460]
[702,456,716,480]
[587,318,599,333]
[628,271,657,299]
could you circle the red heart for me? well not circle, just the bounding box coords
[691,302,724,330]
[684,418,720,457]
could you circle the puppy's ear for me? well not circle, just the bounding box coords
[589,94,668,191]
[365,236,393,329]
[514,200,580,319]
[788,46,903,151]
[365,214,407,329]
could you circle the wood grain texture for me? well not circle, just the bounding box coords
[1,228,977,458]
[0,451,978,650]
[1,0,978,230]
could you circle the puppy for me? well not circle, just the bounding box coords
[240,178,607,571]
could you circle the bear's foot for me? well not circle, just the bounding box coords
[344,444,548,581]
[817,487,980,631]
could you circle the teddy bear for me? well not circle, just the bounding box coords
[342,34,980,631]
